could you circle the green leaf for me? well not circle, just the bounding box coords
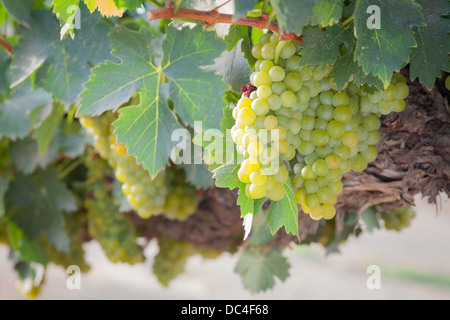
[235,247,290,293]
[7,221,48,265]
[0,173,9,217]
[409,0,450,89]
[353,0,425,87]
[237,186,255,216]
[10,137,60,174]
[0,81,52,140]
[33,101,65,154]
[270,0,320,35]
[266,180,299,238]
[0,51,10,94]
[51,0,80,38]
[212,161,241,189]
[216,39,253,93]
[225,25,255,70]
[79,25,227,176]
[361,206,380,232]
[299,24,353,67]
[0,0,33,26]
[331,29,384,90]
[249,212,275,246]
[113,0,142,10]
[5,167,76,252]
[234,0,255,20]
[311,0,344,27]
[180,162,214,189]
[10,5,113,104]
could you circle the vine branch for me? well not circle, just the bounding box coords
[0,36,13,54]
[146,4,303,43]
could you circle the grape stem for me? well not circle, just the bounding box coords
[146,3,303,43]
[0,35,13,54]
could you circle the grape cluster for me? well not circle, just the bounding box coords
[42,211,90,273]
[80,112,199,220]
[381,206,416,231]
[152,237,195,286]
[153,237,222,286]
[84,152,144,264]
[231,33,409,221]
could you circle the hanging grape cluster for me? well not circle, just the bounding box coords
[84,151,144,264]
[381,207,416,231]
[79,111,199,221]
[231,33,409,221]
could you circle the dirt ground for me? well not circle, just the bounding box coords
[0,193,449,300]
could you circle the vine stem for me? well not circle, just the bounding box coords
[146,4,303,43]
[0,36,13,54]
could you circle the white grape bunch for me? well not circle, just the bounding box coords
[80,111,199,221]
[231,33,409,221]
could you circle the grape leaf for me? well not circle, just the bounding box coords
[85,0,124,17]
[5,168,76,252]
[234,0,255,20]
[311,0,343,27]
[224,25,255,70]
[269,0,320,35]
[79,25,228,176]
[7,221,48,266]
[353,0,425,87]
[51,0,80,39]
[10,5,113,104]
[409,0,450,89]
[0,81,52,140]
[0,174,9,217]
[0,51,10,94]
[235,247,290,293]
[113,0,142,10]
[266,180,299,238]
[298,24,353,67]
[10,137,60,174]
[216,39,253,93]
[33,101,65,154]
[0,0,33,26]
[212,161,241,189]
[330,27,384,90]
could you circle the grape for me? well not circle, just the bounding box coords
[269,66,286,82]
[284,72,303,92]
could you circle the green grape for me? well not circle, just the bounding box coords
[280,90,297,108]
[327,120,345,138]
[333,105,353,123]
[269,66,286,82]
[251,98,270,116]
[310,129,329,147]
[257,85,272,100]
[283,72,303,92]
[312,159,329,176]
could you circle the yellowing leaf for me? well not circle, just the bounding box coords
[84,0,123,17]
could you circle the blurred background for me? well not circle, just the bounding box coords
[1,193,449,300]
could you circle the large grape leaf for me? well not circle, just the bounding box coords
[78,25,228,176]
[409,0,450,89]
[298,24,353,67]
[0,0,33,26]
[0,81,52,140]
[10,5,113,104]
[0,51,10,95]
[269,0,320,35]
[235,247,290,293]
[5,168,77,252]
[353,0,425,87]
[234,0,255,20]
[311,0,344,27]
